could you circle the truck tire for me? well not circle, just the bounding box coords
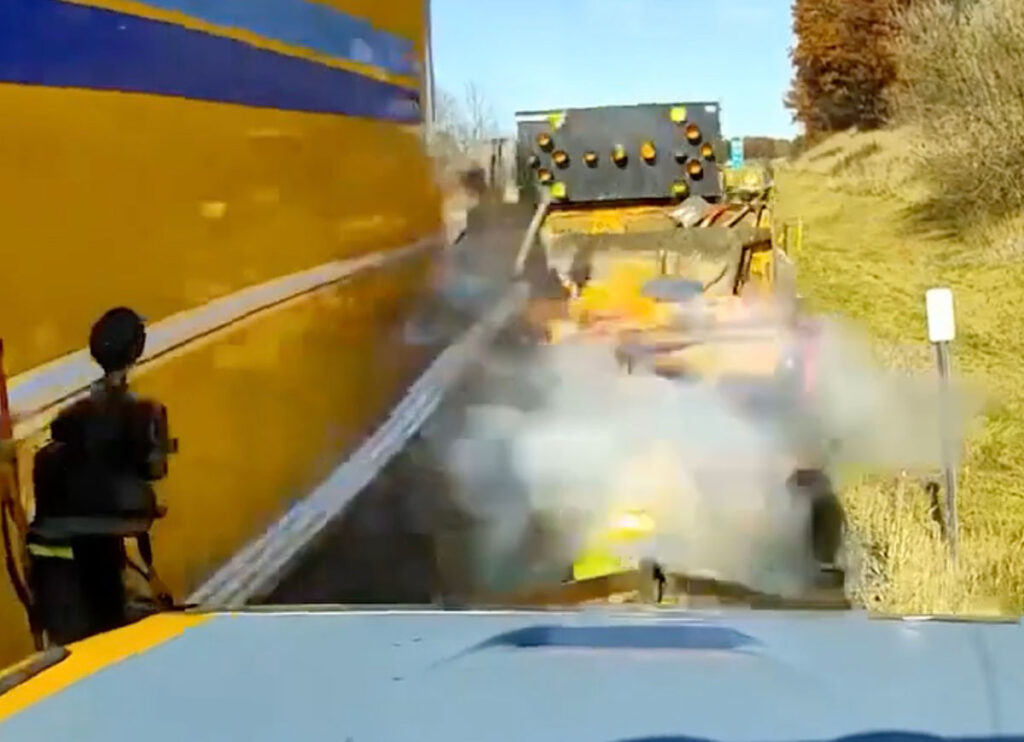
[787,469,845,566]
[810,492,844,566]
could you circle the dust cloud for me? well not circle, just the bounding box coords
[420,294,982,599]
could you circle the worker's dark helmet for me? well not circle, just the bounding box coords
[89,307,146,373]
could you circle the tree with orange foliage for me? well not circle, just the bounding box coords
[787,0,915,136]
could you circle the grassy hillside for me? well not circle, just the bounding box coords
[776,129,1024,615]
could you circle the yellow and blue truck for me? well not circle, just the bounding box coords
[0,0,444,668]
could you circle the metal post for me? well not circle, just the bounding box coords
[935,340,959,559]
[925,288,959,561]
[514,192,552,277]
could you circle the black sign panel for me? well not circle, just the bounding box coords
[516,102,724,204]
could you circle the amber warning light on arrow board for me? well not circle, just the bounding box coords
[685,124,702,144]
[612,144,628,166]
[641,141,657,163]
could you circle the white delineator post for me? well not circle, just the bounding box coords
[925,287,959,560]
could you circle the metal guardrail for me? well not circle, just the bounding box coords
[191,195,561,606]
[189,282,530,608]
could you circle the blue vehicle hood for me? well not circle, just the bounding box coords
[3,609,1024,742]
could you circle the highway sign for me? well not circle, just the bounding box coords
[730,137,744,169]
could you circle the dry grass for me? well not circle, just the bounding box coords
[785,127,930,205]
[777,130,1024,616]
[892,0,1024,231]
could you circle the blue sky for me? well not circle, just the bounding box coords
[430,0,798,139]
